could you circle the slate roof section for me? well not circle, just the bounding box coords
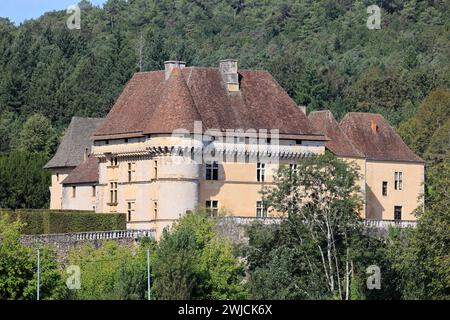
[308,110,364,158]
[340,112,425,163]
[62,155,99,185]
[93,67,325,140]
[45,117,104,169]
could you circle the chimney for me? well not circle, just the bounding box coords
[84,147,89,161]
[219,59,239,92]
[164,61,186,80]
[298,105,306,114]
[371,120,379,133]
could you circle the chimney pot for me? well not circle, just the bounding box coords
[164,61,186,80]
[371,120,378,133]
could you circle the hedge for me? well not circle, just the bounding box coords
[0,209,126,234]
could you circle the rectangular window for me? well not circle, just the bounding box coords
[127,162,136,182]
[206,161,219,180]
[127,202,135,222]
[394,172,403,190]
[72,186,76,198]
[154,160,158,179]
[92,185,96,197]
[153,201,158,220]
[206,200,218,216]
[382,181,388,196]
[394,206,402,221]
[257,162,265,182]
[109,182,118,204]
[256,201,267,218]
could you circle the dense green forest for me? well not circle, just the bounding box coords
[0,0,449,134]
[0,0,449,208]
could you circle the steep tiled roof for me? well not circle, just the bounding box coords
[145,67,202,133]
[62,155,99,185]
[308,110,364,158]
[44,117,104,169]
[93,67,324,139]
[340,113,424,163]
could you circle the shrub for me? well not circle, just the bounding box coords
[0,209,126,234]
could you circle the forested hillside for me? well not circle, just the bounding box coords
[0,0,449,208]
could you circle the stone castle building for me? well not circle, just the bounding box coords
[45,60,425,237]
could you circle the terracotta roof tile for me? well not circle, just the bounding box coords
[308,110,364,158]
[93,67,324,139]
[340,112,424,163]
[94,71,165,137]
[62,155,99,185]
[145,67,202,133]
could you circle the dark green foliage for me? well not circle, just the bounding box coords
[0,209,126,234]
[0,151,50,209]
[398,89,450,163]
[154,211,248,300]
[389,164,450,300]
[0,0,447,139]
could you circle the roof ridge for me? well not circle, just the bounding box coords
[339,112,424,162]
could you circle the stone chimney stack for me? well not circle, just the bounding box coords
[219,59,239,92]
[164,61,186,80]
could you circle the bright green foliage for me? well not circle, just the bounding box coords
[0,214,63,300]
[66,240,154,300]
[17,114,58,156]
[250,153,364,299]
[154,211,248,300]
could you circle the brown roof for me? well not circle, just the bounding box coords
[340,113,425,163]
[93,67,324,139]
[145,67,202,133]
[62,155,99,185]
[308,110,364,158]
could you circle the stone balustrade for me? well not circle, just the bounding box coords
[364,219,417,229]
[219,216,417,229]
[21,229,155,246]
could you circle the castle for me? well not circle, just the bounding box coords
[45,60,425,237]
